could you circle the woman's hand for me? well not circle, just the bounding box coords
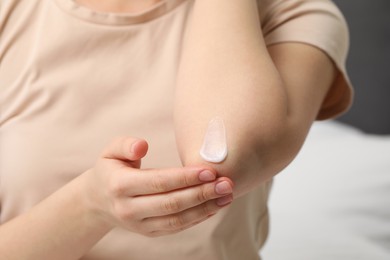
[0,136,232,260]
[84,137,234,237]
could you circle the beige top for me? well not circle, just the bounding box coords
[0,0,352,259]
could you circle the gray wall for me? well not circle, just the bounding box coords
[333,0,390,134]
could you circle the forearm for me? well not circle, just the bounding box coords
[0,172,111,260]
[174,0,297,196]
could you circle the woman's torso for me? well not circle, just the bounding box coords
[0,0,272,259]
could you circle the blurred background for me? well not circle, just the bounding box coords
[333,0,390,134]
[262,3,390,259]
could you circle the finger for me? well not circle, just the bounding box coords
[142,195,233,235]
[120,167,219,196]
[130,178,233,218]
[101,137,148,162]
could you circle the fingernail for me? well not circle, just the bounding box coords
[215,181,232,195]
[199,170,216,182]
[216,195,233,206]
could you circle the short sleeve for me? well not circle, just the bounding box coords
[261,0,353,120]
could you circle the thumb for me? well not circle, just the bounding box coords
[101,137,148,163]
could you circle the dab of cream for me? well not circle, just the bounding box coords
[199,117,228,163]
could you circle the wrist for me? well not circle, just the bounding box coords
[76,170,116,233]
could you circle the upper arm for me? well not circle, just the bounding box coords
[232,42,341,181]
[268,42,337,134]
[261,0,353,122]
[260,0,354,145]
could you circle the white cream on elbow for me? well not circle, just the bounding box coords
[199,117,228,163]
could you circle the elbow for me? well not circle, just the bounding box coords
[176,77,304,196]
[248,112,301,185]
[181,108,302,197]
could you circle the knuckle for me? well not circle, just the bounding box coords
[143,232,155,238]
[114,203,135,222]
[201,203,213,217]
[161,197,181,213]
[167,215,185,229]
[145,231,161,238]
[196,185,210,203]
[108,179,124,197]
[174,225,188,233]
[151,175,169,193]
[180,172,192,187]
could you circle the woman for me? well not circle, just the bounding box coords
[0,0,353,259]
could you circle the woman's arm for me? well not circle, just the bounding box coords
[174,0,337,196]
[0,137,233,259]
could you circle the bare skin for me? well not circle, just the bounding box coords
[175,0,338,197]
[0,0,342,259]
[75,0,162,13]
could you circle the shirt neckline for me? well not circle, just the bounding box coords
[53,0,186,26]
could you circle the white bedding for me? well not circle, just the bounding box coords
[261,121,390,260]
